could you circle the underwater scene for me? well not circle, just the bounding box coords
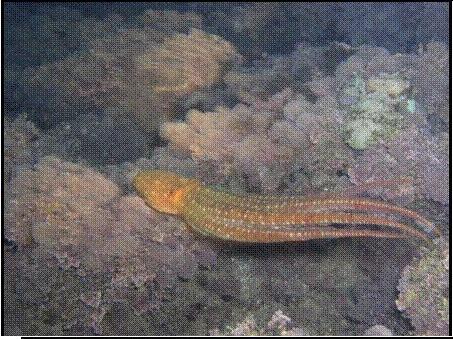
[3,2,450,336]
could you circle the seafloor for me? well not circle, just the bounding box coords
[3,2,450,336]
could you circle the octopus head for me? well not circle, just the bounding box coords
[133,170,200,215]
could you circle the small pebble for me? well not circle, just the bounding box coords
[364,325,394,336]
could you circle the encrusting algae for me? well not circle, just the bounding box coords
[133,170,438,243]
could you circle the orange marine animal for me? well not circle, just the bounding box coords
[133,170,438,243]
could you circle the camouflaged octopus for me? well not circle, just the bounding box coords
[133,170,438,243]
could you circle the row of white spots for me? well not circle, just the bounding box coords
[194,188,429,235]
[182,185,427,241]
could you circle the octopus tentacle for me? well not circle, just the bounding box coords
[192,188,434,236]
[184,215,412,243]
[183,199,429,241]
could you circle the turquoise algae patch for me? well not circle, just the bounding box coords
[340,73,412,150]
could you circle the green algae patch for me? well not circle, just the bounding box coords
[341,73,411,150]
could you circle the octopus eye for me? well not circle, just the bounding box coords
[165,189,179,199]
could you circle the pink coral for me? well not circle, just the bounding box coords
[348,126,449,205]
[5,156,217,318]
[4,114,40,183]
[137,9,202,33]
[161,89,297,190]
[408,42,449,125]
[139,28,241,95]
[162,87,353,192]
[23,26,240,134]
[396,238,449,335]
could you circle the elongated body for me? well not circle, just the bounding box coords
[133,170,436,243]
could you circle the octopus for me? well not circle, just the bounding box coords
[133,170,438,243]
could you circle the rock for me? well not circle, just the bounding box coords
[364,324,394,336]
